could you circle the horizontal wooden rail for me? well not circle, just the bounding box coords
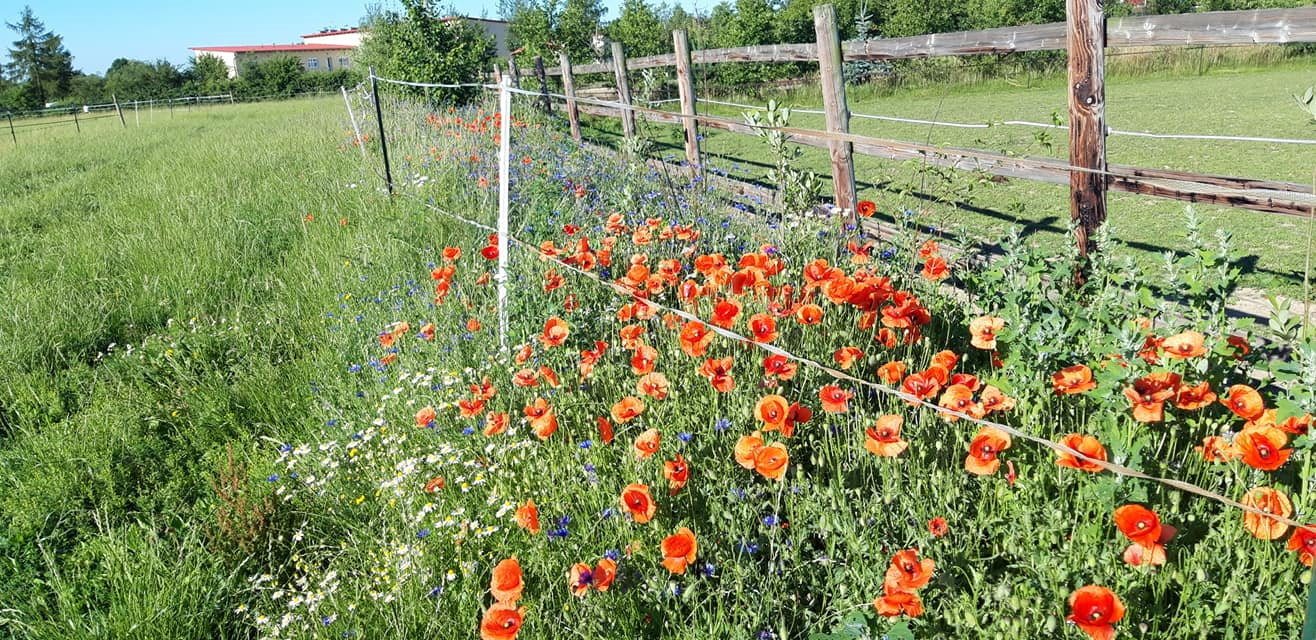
[576,100,1316,217]
[537,7,1316,76]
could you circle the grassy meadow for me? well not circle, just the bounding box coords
[2,59,1316,640]
[585,56,1316,297]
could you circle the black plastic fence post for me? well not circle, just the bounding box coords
[1302,577,1316,640]
[6,112,15,145]
[368,67,394,197]
[72,108,80,133]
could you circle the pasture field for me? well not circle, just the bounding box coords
[586,57,1316,297]
[0,64,1315,640]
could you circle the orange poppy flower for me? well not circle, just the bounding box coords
[968,316,1004,350]
[610,396,645,423]
[865,415,909,457]
[630,344,658,375]
[833,346,864,370]
[857,200,877,217]
[1175,381,1216,410]
[921,256,949,281]
[633,429,661,459]
[978,385,1015,414]
[1052,365,1097,395]
[415,406,437,428]
[677,321,714,357]
[618,323,647,349]
[710,299,743,329]
[754,395,789,430]
[490,557,524,604]
[480,604,525,640]
[927,517,949,537]
[1066,586,1125,640]
[782,402,812,438]
[1122,541,1168,567]
[568,562,594,597]
[1235,425,1291,471]
[883,549,935,592]
[901,372,941,403]
[734,431,765,469]
[660,527,698,574]
[930,350,958,371]
[516,500,540,534]
[538,366,560,388]
[484,412,509,436]
[965,426,1011,476]
[819,385,853,414]
[1241,486,1293,540]
[937,384,982,421]
[512,368,540,388]
[1195,435,1237,462]
[1055,434,1107,473]
[1286,526,1316,566]
[763,354,799,381]
[1221,384,1266,421]
[530,412,558,439]
[637,372,671,400]
[748,313,778,343]
[594,557,618,591]
[1122,372,1181,423]
[620,483,657,523]
[698,357,736,393]
[1161,330,1207,358]
[597,416,615,444]
[753,441,789,480]
[663,454,690,494]
[540,316,569,348]
[873,587,923,618]
[1113,504,1165,549]
[795,303,824,326]
[442,246,462,262]
[877,361,907,384]
[424,476,446,493]
[1278,413,1313,436]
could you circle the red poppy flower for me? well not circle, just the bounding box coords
[795,303,824,326]
[1066,586,1125,640]
[540,316,569,348]
[661,527,698,574]
[637,372,671,400]
[734,431,765,469]
[1052,365,1097,395]
[819,385,853,414]
[1161,330,1206,358]
[610,396,645,423]
[1221,384,1266,421]
[877,361,907,384]
[968,316,1004,350]
[873,587,923,618]
[679,321,715,357]
[620,483,657,523]
[1241,486,1292,540]
[663,454,689,494]
[1235,425,1291,471]
[1287,525,1316,566]
[710,299,743,329]
[763,354,799,381]
[965,426,1011,476]
[1055,434,1107,473]
[883,549,935,592]
[1195,435,1237,463]
[865,415,908,457]
[490,558,524,604]
[927,517,948,537]
[633,429,661,459]
[484,412,509,436]
[921,256,949,281]
[594,557,618,591]
[752,441,789,480]
[516,500,540,534]
[1122,372,1181,423]
[698,357,735,393]
[1113,504,1165,549]
[748,313,779,343]
[480,604,525,640]
[755,395,789,431]
[414,406,437,428]
[856,200,877,217]
[833,346,864,370]
[596,416,615,444]
[1174,381,1216,410]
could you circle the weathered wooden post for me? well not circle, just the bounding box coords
[559,52,582,143]
[71,107,80,133]
[1066,0,1107,264]
[673,29,701,170]
[368,67,395,196]
[112,93,127,128]
[508,56,521,89]
[534,55,551,113]
[813,4,858,222]
[611,41,636,141]
[6,112,15,145]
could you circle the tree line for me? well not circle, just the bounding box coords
[2,6,364,113]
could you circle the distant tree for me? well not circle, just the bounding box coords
[5,6,74,108]
[105,58,184,100]
[609,0,667,58]
[663,4,695,35]
[556,0,607,62]
[66,73,105,104]
[235,57,303,97]
[357,0,496,103]
[502,0,558,59]
[186,55,232,95]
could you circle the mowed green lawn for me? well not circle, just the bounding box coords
[589,58,1316,296]
[0,97,453,637]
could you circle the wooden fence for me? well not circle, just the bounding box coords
[508,4,1316,259]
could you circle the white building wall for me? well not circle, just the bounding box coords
[195,50,239,78]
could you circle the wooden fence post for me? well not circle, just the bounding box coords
[559,52,582,143]
[508,56,521,89]
[112,93,127,128]
[534,55,551,113]
[611,41,636,141]
[673,29,701,170]
[813,4,858,221]
[1066,0,1107,264]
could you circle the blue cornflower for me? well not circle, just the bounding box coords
[678,432,693,443]
[417,528,430,539]
[579,440,592,449]
[762,514,779,527]
[604,549,620,561]
[714,418,732,432]
[278,443,292,453]
[462,427,475,436]
[266,474,279,482]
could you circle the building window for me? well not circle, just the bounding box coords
[339,57,349,68]
[307,57,319,69]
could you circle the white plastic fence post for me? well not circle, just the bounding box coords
[341,85,368,160]
[497,75,512,354]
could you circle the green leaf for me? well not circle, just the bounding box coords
[886,620,916,640]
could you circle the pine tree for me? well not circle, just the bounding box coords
[6,6,73,108]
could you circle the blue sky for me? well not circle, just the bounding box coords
[17,0,629,75]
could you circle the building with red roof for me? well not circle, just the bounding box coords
[191,27,363,78]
